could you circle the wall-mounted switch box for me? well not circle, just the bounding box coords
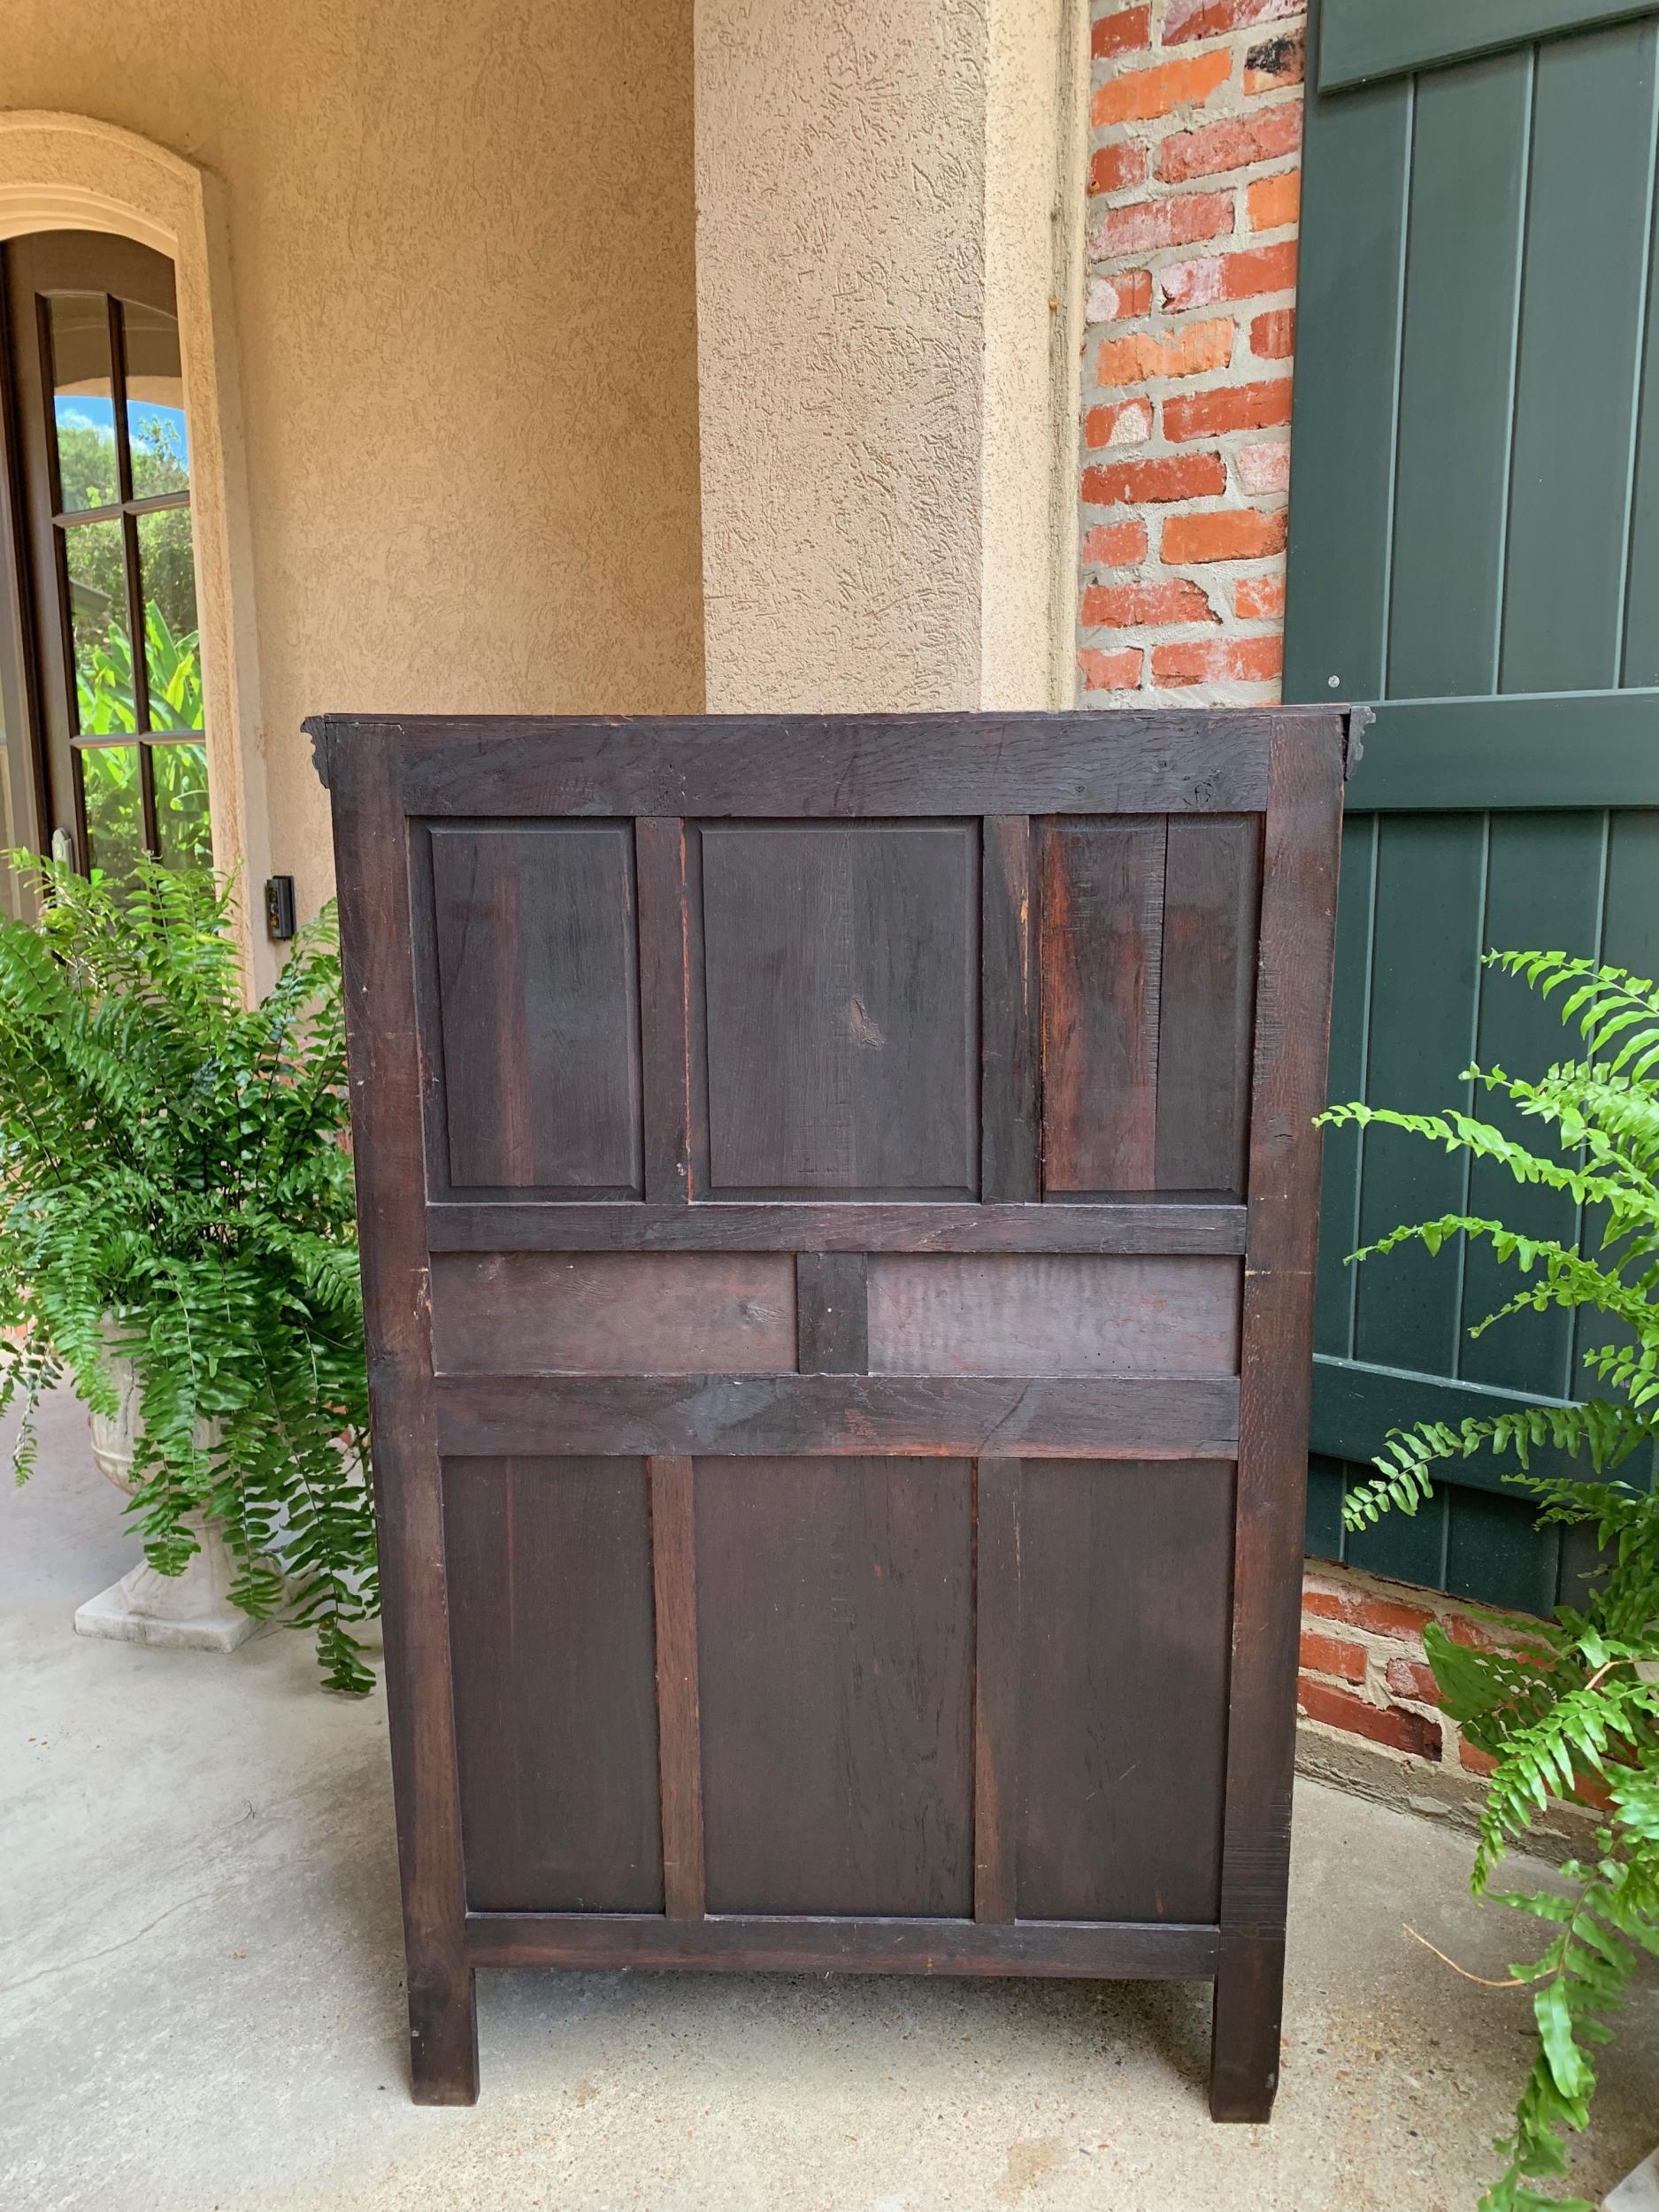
[265,875,296,941]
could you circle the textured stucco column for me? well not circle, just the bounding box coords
[695,0,1087,713]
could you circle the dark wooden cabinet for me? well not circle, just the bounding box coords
[311,708,1356,2119]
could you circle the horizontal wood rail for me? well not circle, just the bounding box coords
[464,1912,1222,1979]
[424,1200,1250,1255]
[1318,0,1659,91]
[1343,691,1659,811]
[433,1374,1242,1459]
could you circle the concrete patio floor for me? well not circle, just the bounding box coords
[3,1384,1656,2212]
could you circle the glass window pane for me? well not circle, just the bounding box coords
[122,301,189,495]
[151,742,211,869]
[136,507,202,731]
[48,296,119,511]
[78,743,143,881]
[63,518,134,735]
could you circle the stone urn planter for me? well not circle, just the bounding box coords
[75,1340,264,1654]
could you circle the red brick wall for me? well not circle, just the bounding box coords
[1079,0,1305,701]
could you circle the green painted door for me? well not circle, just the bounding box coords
[1285,0,1659,1612]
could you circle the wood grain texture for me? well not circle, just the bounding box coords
[321,711,1300,818]
[635,818,693,1202]
[981,818,1041,1202]
[865,1255,1241,1378]
[429,1252,796,1375]
[695,1457,974,1916]
[434,1372,1241,1459]
[1016,1461,1234,1923]
[795,1252,870,1373]
[1040,818,1166,1193]
[465,1912,1222,1978]
[973,1459,1021,1924]
[428,823,641,1195]
[650,1456,705,1919]
[1210,713,1346,2124]
[324,724,477,2102]
[698,822,979,1196]
[442,1456,663,1913]
[426,1200,1250,1256]
[1156,817,1260,1196]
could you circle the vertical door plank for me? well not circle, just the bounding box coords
[795,1251,870,1374]
[972,1458,1021,1924]
[1386,50,1531,699]
[982,818,1040,1202]
[1501,19,1659,691]
[1212,714,1344,2124]
[650,1455,706,1920]
[1314,815,1377,1364]
[1039,818,1166,1194]
[1282,76,1412,703]
[636,818,694,1202]
[431,829,534,1187]
[1155,816,1260,1196]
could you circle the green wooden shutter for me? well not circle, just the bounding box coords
[1285,0,1659,1611]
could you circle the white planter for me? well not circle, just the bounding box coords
[74,1338,264,1655]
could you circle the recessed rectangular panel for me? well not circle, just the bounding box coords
[866,1256,1240,1376]
[442,1456,663,1912]
[429,1252,797,1373]
[1016,1461,1233,1922]
[698,822,979,1195]
[1040,819,1165,1193]
[428,823,642,1194]
[1155,817,1260,1196]
[695,1457,974,1914]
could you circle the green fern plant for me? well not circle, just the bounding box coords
[0,851,376,1693]
[1320,950,1659,2211]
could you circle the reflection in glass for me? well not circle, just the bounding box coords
[136,507,202,730]
[122,301,189,495]
[79,743,144,880]
[64,520,134,734]
[49,296,119,511]
[153,742,212,868]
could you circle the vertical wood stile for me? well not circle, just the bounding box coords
[795,1251,870,1373]
[315,716,478,2104]
[635,818,693,1202]
[982,818,1040,1202]
[649,1454,706,1920]
[972,1457,1021,1924]
[1210,715,1345,2124]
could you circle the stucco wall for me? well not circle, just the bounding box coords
[694,0,1084,714]
[1,0,704,932]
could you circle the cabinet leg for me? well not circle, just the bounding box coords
[1209,1935,1284,2124]
[408,1962,479,2105]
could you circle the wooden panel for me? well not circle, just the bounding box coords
[1282,75,1411,703]
[442,1457,663,1913]
[698,822,979,1196]
[795,1252,870,1373]
[465,1912,1221,1978]
[1155,817,1259,1195]
[635,819,693,1202]
[1321,0,1659,94]
[434,1372,1242,1460]
[650,1456,705,1919]
[330,710,1316,819]
[695,1457,974,1916]
[981,818,1041,1202]
[426,1199,1250,1256]
[1385,51,1529,699]
[1501,21,1659,691]
[973,1459,1021,1924]
[428,1252,796,1375]
[1039,818,1165,1193]
[427,823,641,1195]
[1016,1462,1234,1922]
[866,1255,1240,1377]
